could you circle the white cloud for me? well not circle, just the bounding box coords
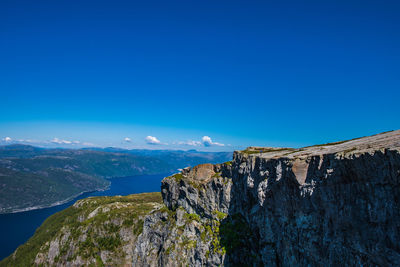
[202,136,224,147]
[82,142,95,146]
[175,140,202,146]
[201,136,213,146]
[3,137,12,142]
[145,136,161,145]
[17,139,34,143]
[50,138,73,145]
[175,136,225,147]
[50,139,94,146]
[187,140,202,146]
[124,137,132,143]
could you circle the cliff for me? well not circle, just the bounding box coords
[2,130,400,266]
[135,130,400,266]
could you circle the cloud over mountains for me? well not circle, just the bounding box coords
[1,135,228,150]
[145,136,161,145]
[201,136,224,147]
[174,136,225,147]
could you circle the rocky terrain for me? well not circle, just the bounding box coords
[2,130,400,266]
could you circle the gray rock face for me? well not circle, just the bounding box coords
[161,163,232,218]
[229,149,400,266]
[132,207,226,267]
[133,163,233,266]
[135,130,400,266]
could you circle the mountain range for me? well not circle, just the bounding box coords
[0,145,231,213]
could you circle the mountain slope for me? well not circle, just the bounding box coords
[0,193,162,266]
[0,146,231,213]
[0,166,109,213]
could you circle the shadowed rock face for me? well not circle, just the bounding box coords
[229,149,400,266]
[135,130,400,266]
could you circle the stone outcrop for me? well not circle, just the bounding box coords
[161,163,232,218]
[132,163,233,266]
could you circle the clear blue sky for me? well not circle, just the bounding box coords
[1,0,399,151]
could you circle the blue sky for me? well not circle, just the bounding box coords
[0,0,399,151]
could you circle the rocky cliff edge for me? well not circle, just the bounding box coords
[135,130,400,266]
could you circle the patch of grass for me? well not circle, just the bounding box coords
[198,219,226,257]
[96,255,105,267]
[377,130,394,135]
[180,236,197,250]
[188,180,204,190]
[212,172,221,178]
[223,177,231,185]
[133,219,144,235]
[304,135,366,148]
[172,173,184,182]
[241,147,294,155]
[205,250,210,259]
[184,213,201,222]
[343,147,357,154]
[96,236,121,251]
[165,243,176,255]
[304,140,349,148]
[123,218,134,226]
[213,210,227,220]
[200,230,207,242]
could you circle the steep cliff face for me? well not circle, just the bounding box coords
[230,148,400,266]
[3,130,400,266]
[134,130,400,266]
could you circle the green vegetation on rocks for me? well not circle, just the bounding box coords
[0,192,162,267]
[241,147,294,155]
[172,173,183,182]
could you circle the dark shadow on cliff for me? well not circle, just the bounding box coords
[219,213,263,267]
[218,156,265,266]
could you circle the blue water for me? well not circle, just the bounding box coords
[0,174,168,261]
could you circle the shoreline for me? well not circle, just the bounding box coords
[0,184,111,215]
[0,173,170,215]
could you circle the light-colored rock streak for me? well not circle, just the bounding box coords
[292,158,309,185]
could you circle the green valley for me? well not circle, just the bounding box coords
[0,145,231,213]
